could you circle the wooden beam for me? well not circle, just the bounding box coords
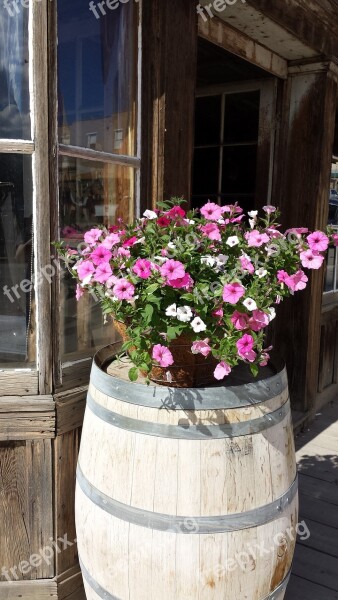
[0,396,55,440]
[198,17,288,79]
[0,371,38,396]
[58,144,140,168]
[0,140,35,154]
[0,580,57,599]
[140,0,198,206]
[55,387,87,435]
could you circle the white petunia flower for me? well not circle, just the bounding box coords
[166,304,177,317]
[268,307,276,322]
[255,268,268,278]
[249,219,256,230]
[167,242,176,250]
[201,256,216,267]
[215,254,229,269]
[226,236,239,247]
[143,209,158,219]
[248,210,258,218]
[154,256,168,264]
[191,317,207,333]
[243,298,258,311]
[177,306,193,322]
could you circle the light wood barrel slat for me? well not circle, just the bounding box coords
[76,346,298,600]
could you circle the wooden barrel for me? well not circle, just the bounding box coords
[76,343,298,600]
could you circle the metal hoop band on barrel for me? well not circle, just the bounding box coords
[76,463,298,534]
[79,556,291,600]
[86,392,290,440]
[91,345,288,411]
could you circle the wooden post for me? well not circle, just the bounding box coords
[273,62,338,412]
[140,0,198,208]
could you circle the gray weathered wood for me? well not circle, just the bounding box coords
[0,140,35,154]
[0,579,57,599]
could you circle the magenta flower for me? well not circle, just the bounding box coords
[76,260,95,283]
[286,227,309,236]
[157,216,171,228]
[94,263,113,284]
[91,245,113,266]
[132,259,152,279]
[223,282,246,304]
[246,230,270,247]
[117,247,131,258]
[152,345,174,368]
[307,231,329,252]
[249,310,270,332]
[160,259,185,281]
[106,275,119,289]
[285,270,308,292]
[231,311,249,330]
[167,273,193,289]
[167,206,186,219]
[75,284,84,301]
[200,223,221,241]
[123,236,138,248]
[113,279,135,300]
[333,234,338,247]
[212,307,223,321]
[102,233,120,249]
[191,339,211,357]
[239,256,255,274]
[237,334,254,358]
[214,361,232,380]
[84,228,102,245]
[300,250,324,270]
[200,201,223,221]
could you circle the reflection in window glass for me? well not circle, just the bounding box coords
[57,0,138,156]
[59,156,135,359]
[223,92,260,144]
[0,155,35,366]
[0,8,30,139]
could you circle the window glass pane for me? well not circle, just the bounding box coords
[59,156,135,360]
[222,145,257,194]
[224,92,260,144]
[192,147,220,196]
[57,0,138,156]
[0,155,35,366]
[195,96,222,146]
[324,247,335,293]
[0,8,30,139]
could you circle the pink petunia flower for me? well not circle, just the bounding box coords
[94,263,113,284]
[101,233,120,249]
[191,339,211,357]
[106,275,119,289]
[117,247,131,258]
[239,256,255,274]
[237,334,254,358]
[76,284,84,301]
[132,259,153,279]
[113,279,135,301]
[307,231,329,252]
[84,228,102,245]
[223,282,246,304]
[90,245,113,266]
[200,201,223,222]
[76,260,95,283]
[200,223,222,241]
[285,270,308,292]
[245,230,270,247]
[214,361,232,380]
[262,206,277,214]
[212,307,223,321]
[123,236,138,248]
[231,311,249,330]
[167,273,194,289]
[277,270,289,283]
[160,259,185,281]
[157,216,171,228]
[300,250,324,270]
[152,345,174,368]
[332,234,338,247]
[249,310,270,332]
[286,227,309,237]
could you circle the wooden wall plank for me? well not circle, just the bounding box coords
[0,579,57,599]
[57,566,85,600]
[0,397,55,440]
[55,388,87,436]
[141,0,198,207]
[0,372,39,396]
[0,440,54,581]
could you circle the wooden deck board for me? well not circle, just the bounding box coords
[285,398,338,599]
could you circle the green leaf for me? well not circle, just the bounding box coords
[143,304,154,324]
[250,363,259,378]
[128,367,139,382]
[145,283,160,294]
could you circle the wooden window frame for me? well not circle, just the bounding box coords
[49,0,142,391]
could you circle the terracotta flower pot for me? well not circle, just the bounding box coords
[113,320,218,388]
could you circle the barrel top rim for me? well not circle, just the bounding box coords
[92,344,288,409]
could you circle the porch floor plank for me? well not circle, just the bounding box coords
[285,398,338,599]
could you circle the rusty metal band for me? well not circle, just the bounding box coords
[76,463,298,534]
[91,346,288,411]
[79,555,291,600]
[86,392,290,440]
